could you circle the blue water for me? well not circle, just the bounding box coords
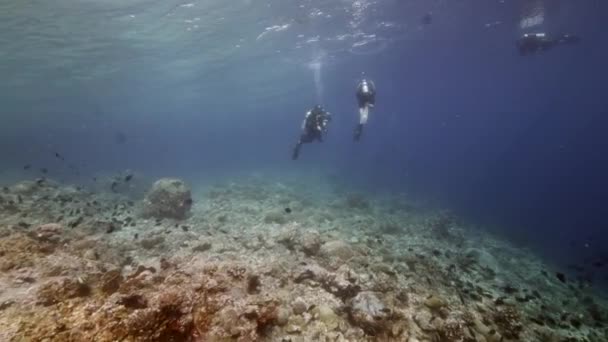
[1,0,607,283]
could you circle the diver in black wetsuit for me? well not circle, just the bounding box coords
[517,33,580,55]
[292,105,332,160]
[354,77,376,141]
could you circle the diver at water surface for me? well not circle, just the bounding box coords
[354,76,376,141]
[292,105,331,160]
[517,32,580,55]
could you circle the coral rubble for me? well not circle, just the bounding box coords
[0,174,606,341]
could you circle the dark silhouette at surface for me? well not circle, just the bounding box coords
[517,33,581,55]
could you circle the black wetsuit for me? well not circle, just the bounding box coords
[292,108,331,160]
[517,33,580,56]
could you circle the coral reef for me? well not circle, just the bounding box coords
[0,174,607,341]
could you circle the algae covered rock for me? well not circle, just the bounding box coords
[141,178,192,220]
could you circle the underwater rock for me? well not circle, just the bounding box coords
[294,263,360,301]
[277,225,298,250]
[300,229,322,256]
[320,240,357,261]
[31,223,63,243]
[37,277,91,306]
[437,321,466,341]
[330,266,362,300]
[347,291,391,335]
[140,236,165,250]
[111,289,194,340]
[0,299,15,311]
[83,249,98,260]
[313,305,340,330]
[414,309,442,332]
[0,233,55,272]
[141,178,192,220]
[242,300,281,335]
[89,220,119,234]
[192,242,212,252]
[117,293,148,309]
[100,269,123,295]
[247,274,261,294]
[294,263,328,284]
[424,295,447,310]
[10,180,40,195]
[285,314,308,334]
[217,307,240,333]
[276,306,291,326]
[291,297,307,315]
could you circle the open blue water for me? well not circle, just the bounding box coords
[1,0,607,285]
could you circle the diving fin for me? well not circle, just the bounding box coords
[292,144,301,160]
[354,124,363,141]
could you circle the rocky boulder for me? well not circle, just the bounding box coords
[141,178,192,220]
[300,230,322,256]
[320,240,357,261]
[347,291,392,335]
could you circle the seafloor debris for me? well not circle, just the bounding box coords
[0,175,607,341]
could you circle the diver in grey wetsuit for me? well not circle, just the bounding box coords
[517,33,580,55]
[292,105,331,160]
[354,77,376,141]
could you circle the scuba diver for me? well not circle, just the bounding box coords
[517,33,580,55]
[292,105,332,160]
[354,76,376,141]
